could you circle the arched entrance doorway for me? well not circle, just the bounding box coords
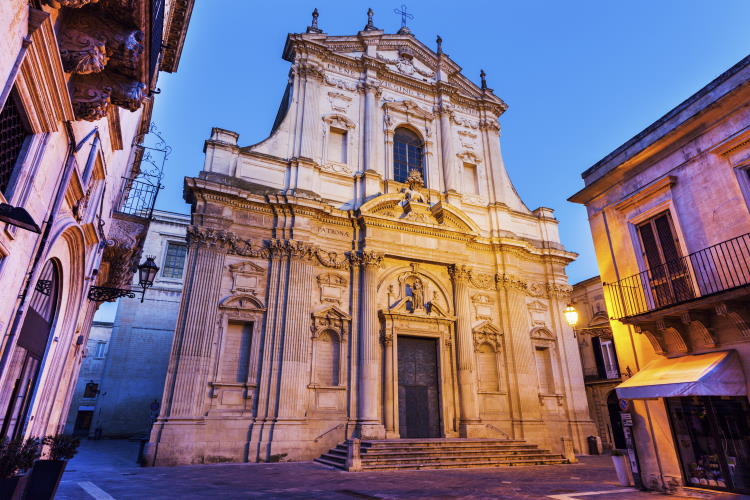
[1,260,60,438]
[607,390,627,449]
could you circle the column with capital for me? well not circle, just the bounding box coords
[356,250,386,439]
[449,264,483,436]
[360,80,383,199]
[437,100,459,200]
[147,226,234,465]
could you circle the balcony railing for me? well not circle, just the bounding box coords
[604,232,750,320]
[115,177,159,219]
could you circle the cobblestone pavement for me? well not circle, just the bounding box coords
[55,440,732,499]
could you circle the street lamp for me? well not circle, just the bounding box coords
[87,256,160,303]
[564,303,579,328]
[0,203,40,233]
[137,256,159,302]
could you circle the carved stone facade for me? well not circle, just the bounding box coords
[147,14,595,466]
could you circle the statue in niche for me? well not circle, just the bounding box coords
[412,279,424,310]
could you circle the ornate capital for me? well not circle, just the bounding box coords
[296,61,325,82]
[496,273,528,293]
[546,282,573,299]
[186,225,236,252]
[360,250,384,269]
[448,264,472,282]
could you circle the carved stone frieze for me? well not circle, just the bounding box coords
[496,273,528,293]
[359,250,384,269]
[546,282,573,299]
[469,272,496,290]
[186,225,237,252]
[324,74,357,91]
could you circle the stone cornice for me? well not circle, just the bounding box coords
[161,0,195,73]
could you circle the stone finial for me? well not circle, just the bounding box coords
[306,8,323,33]
[436,35,443,55]
[480,69,487,90]
[364,7,379,31]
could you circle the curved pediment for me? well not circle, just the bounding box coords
[358,194,481,236]
[219,293,266,312]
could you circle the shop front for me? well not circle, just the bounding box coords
[616,351,750,494]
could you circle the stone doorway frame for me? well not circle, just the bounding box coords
[379,311,458,439]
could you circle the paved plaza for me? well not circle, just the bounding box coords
[53,440,738,500]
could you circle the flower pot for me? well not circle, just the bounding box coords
[611,455,632,486]
[0,475,28,500]
[24,459,67,500]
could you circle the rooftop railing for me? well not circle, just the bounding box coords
[604,232,750,320]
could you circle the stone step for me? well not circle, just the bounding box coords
[358,445,543,455]
[360,458,568,471]
[360,452,563,463]
[327,448,554,461]
[361,438,527,447]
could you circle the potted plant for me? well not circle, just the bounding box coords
[611,449,632,486]
[24,434,80,500]
[0,437,40,500]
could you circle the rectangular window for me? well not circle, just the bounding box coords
[83,382,99,398]
[534,346,554,394]
[462,163,478,195]
[94,341,107,358]
[221,321,253,383]
[636,211,693,306]
[327,128,347,164]
[162,242,187,279]
[0,88,31,198]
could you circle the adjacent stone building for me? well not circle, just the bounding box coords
[571,277,624,452]
[570,55,750,494]
[147,10,595,466]
[63,321,113,436]
[0,0,193,441]
[63,210,189,438]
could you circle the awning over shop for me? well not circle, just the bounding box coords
[616,350,747,399]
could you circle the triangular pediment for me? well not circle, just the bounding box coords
[228,261,264,273]
[312,304,351,320]
[473,320,502,335]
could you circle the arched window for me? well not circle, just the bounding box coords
[393,127,424,184]
[314,330,340,386]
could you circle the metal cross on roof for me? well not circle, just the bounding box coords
[394,4,414,33]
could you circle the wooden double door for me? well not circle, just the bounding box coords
[397,336,441,438]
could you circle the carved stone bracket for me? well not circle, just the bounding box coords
[70,70,146,121]
[656,318,690,354]
[680,311,717,348]
[633,324,666,356]
[101,216,146,289]
[715,302,750,339]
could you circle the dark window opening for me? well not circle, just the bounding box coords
[83,382,99,398]
[0,89,30,197]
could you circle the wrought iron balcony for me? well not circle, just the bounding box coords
[115,177,159,220]
[604,232,750,320]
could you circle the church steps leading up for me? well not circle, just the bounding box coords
[315,439,569,471]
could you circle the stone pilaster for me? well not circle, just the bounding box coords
[437,102,458,196]
[147,226,233,465]
[498,274,545,440]
[356,250,385,438]
[277,241,315,419]
[448,264,482,435]
[299,63,323,161]
[382,332,397,438]
[362,81,381,175]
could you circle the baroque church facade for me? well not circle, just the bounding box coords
[147,11,595,465]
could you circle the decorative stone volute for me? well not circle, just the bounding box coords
[359,250,384,268]
[448,264,472,282]
[186,225,237,252]
[70,71,146,120]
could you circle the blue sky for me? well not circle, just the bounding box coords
[149,0,750,284]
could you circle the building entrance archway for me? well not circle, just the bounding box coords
[1,260,60,438]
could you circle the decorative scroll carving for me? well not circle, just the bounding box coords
[102,217,146,289]
[469,273,496,290]
[473,321,502,351]
[496,273,528,293]
[324,74,357,91]
[359,250,384,269]
[634,325,666,356]
[382,99,434,121]
[376,46,435,79]
[479,118,501,131]
[327,93,352,113]
[46,0,100,7]
[70,71,146,121]
[59,13,144,76]
[311,304,351,342]
[546,282,573,299]
[186,226,237,252]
